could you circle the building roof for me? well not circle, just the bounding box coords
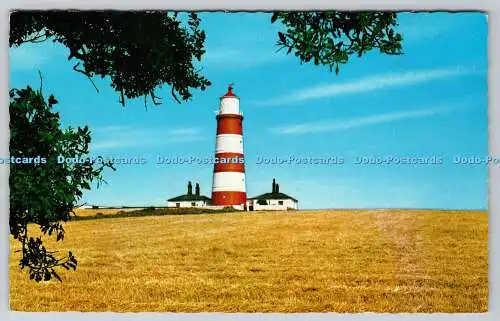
[249,192,298,202]
[167,194,211,202]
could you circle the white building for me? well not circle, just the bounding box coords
[167,181,211,208]
[246,179,298,211]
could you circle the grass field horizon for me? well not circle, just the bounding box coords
[70,207,487,220]
[9,209,488,312]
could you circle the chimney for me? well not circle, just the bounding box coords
[195,183,200,196]
[187,181,193,195]
[276,183,280,193]
[272,178,276,193]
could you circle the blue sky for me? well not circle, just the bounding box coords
[9,12,488,210]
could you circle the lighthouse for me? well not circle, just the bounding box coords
[211,84,247,208]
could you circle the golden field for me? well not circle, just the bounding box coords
[9,209,488,312]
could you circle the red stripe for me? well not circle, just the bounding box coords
[216,114,243,135]
[213,152,245,172]
[212,191,246,206]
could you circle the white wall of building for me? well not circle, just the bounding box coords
[167,200,210,208]
[246,198,298,211]
[166,202,246,211]
[166,199,298,211]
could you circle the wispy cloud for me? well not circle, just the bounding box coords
[90,126,205,151]
[255,66,482,106]
[271,105,462,135]
[167,127,203,136]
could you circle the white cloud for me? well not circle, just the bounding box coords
[90,126,205,151]
[90,140,133,150]
[271,105,460,136]
[167,127,203,136]
[256,66,482,106]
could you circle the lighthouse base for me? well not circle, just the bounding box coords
[211,191,246,206]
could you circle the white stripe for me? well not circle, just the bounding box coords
[212,172,246,192]
[215,134,244,154]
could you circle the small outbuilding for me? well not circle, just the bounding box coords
[247,179,298,211]
[167,181,211,208]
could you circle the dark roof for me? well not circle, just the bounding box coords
[168,194,211,202]
[249,192,298,202]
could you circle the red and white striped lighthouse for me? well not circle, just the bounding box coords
[211,84,247,207]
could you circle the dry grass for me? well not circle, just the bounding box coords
[9,209,488,312]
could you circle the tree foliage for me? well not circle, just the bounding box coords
[9,83,114,282]
[9,11,211,106]
[9,11,403,107]
[271,11,403,74]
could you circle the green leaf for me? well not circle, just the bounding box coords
[271,13,279,23]
[278,31,286,44]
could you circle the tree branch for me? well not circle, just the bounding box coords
[170,87,181,104]
[38,70,43,94]
[151,90,163,105]
[19,32,49,45]
[119,89,125,107]
[72,62,99,93]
